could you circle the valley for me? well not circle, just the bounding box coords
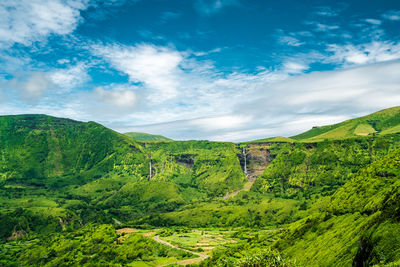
[1,107,400,266]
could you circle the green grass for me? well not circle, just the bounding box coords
[124,132,172,141]
[353,123,377,136]
[162,229,237,251]
[380,124,400,135]
[250,136,296,143]
[291,106,400,142]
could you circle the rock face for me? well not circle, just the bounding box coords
[237,143,274,182]
[222,143,274,199]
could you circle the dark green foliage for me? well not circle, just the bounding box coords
[153,191,311,228]
[200,231,296,266]
[0,224,192,266]
[143,140,247,196]
[252,135,400,197]
[104,181,185,216]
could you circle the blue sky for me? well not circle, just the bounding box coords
[1,0,400,141]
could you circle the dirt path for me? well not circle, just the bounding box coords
[223,177,256,200]
[152,235,209,266]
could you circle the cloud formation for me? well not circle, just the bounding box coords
[94,86,137,109]
[0,0,89,47]
[125,60,400,141]
[49,63,89,91]
[327,41,400,66]
[10,73,53,103]
[93,44,183,100]
[382,10,400,21]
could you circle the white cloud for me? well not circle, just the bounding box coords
[365,18,382,25]
[57,59,70,65]
[283,62,309,74]
[189,115,252,131]
[123,60,400,141]
[0,0,89,47]
[93,44,183,100]
[208,114,350,142]
[193,47,222,56]
[279,36,304,47]
[306,21,340,32]
[382,10,400,21]
[10,73,53,102]
[327,41,400,66]
[94,86,137,109]
[49,63,89,90]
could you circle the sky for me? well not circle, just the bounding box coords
[1,0,400,141]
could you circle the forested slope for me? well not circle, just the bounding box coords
[275,147,400,266]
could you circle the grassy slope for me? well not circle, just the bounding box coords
[124,132,172,141]
[276,147,400,266]
[0,114,147,184]
[249,136,296,143]
[291,106,400,142]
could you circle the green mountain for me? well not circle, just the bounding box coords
[0,115,248,238]
[0,114,147,185]
[124,132,172,141]
[250,136,296,143]
[1,107,400,266]
[291,106,400,142]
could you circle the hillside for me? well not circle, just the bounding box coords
[291,106,400,142]
[0,115,248,239]
[251,134,400,197]
[124,132,172,141]
[1,109,400,266]
[202,147,400,266]
[273,146,400,266]
[0,114,147,184]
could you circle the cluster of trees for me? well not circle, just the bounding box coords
[0,224,193,266]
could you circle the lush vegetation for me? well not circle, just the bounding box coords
[292,106,400,142]
[273,147,400,266]
[124,132,172,141]
[0,224,193,266]
[252,134,400,197]
[1,107,400,266]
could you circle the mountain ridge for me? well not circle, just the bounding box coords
[291,106,400,142]
[1,107,400,266]
[124,132,172,141]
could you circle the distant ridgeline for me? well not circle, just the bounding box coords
[124,132,172,141]
[1,107,400,266]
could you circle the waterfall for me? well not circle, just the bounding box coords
[148,153,152,181]
[243,147,248,176]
